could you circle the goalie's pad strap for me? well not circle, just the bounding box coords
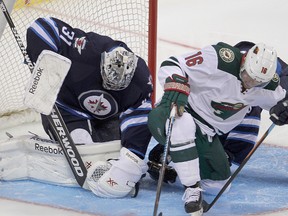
[24,50,71,115]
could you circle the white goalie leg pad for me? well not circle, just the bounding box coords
[0,134,121,187]
[24,50,71,115]
[0,137,28,180]
[86,147,148,198]
[200,178,231,195]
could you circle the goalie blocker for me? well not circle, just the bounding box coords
[24,50,71,115]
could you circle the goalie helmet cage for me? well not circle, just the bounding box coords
[0,0,157,128]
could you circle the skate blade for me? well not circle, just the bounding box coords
[189,208,203,216]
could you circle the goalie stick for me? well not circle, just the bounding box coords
[0,0,87,187]
[153,105,177,216]
[202,123,276,212]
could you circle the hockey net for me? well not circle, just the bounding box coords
[0,0,157,129]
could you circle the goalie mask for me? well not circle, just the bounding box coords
[240,43,277,88]
[100,47,138,91]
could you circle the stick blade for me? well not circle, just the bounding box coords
[202,200,210,212]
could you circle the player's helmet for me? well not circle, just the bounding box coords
[100,47,138,91]
[240,43,277,86]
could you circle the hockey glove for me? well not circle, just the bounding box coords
[162,74,190,116]
[147,143,177,184]
[269,97,288,126]
[147,161,177,184]
[148,74,189,145]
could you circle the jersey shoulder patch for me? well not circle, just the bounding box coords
[264,73,280,91]
[212,42,242,79]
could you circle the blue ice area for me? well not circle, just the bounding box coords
[0,142,287,216]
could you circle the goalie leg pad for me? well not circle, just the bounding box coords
[86,147,148,198]
[0,134,121,187]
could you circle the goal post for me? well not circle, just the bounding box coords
[148,0,158,105]
[0,0,158,128]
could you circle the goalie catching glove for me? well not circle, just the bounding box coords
[148,74,190,145]
[86,147,147,198]
[270,96,288,126]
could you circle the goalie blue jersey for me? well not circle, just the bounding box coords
[26,17,153,157]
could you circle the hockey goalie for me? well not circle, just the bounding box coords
[0,16,153,199]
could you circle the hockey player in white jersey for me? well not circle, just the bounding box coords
[148,42,288,215]
[220,41,288,165]
[147,41,288,173]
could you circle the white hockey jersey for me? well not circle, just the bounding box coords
[158,42,286,134]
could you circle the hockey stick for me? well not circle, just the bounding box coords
[0,0,87,187]
[153,105,177,216]
[202,123,276,212]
